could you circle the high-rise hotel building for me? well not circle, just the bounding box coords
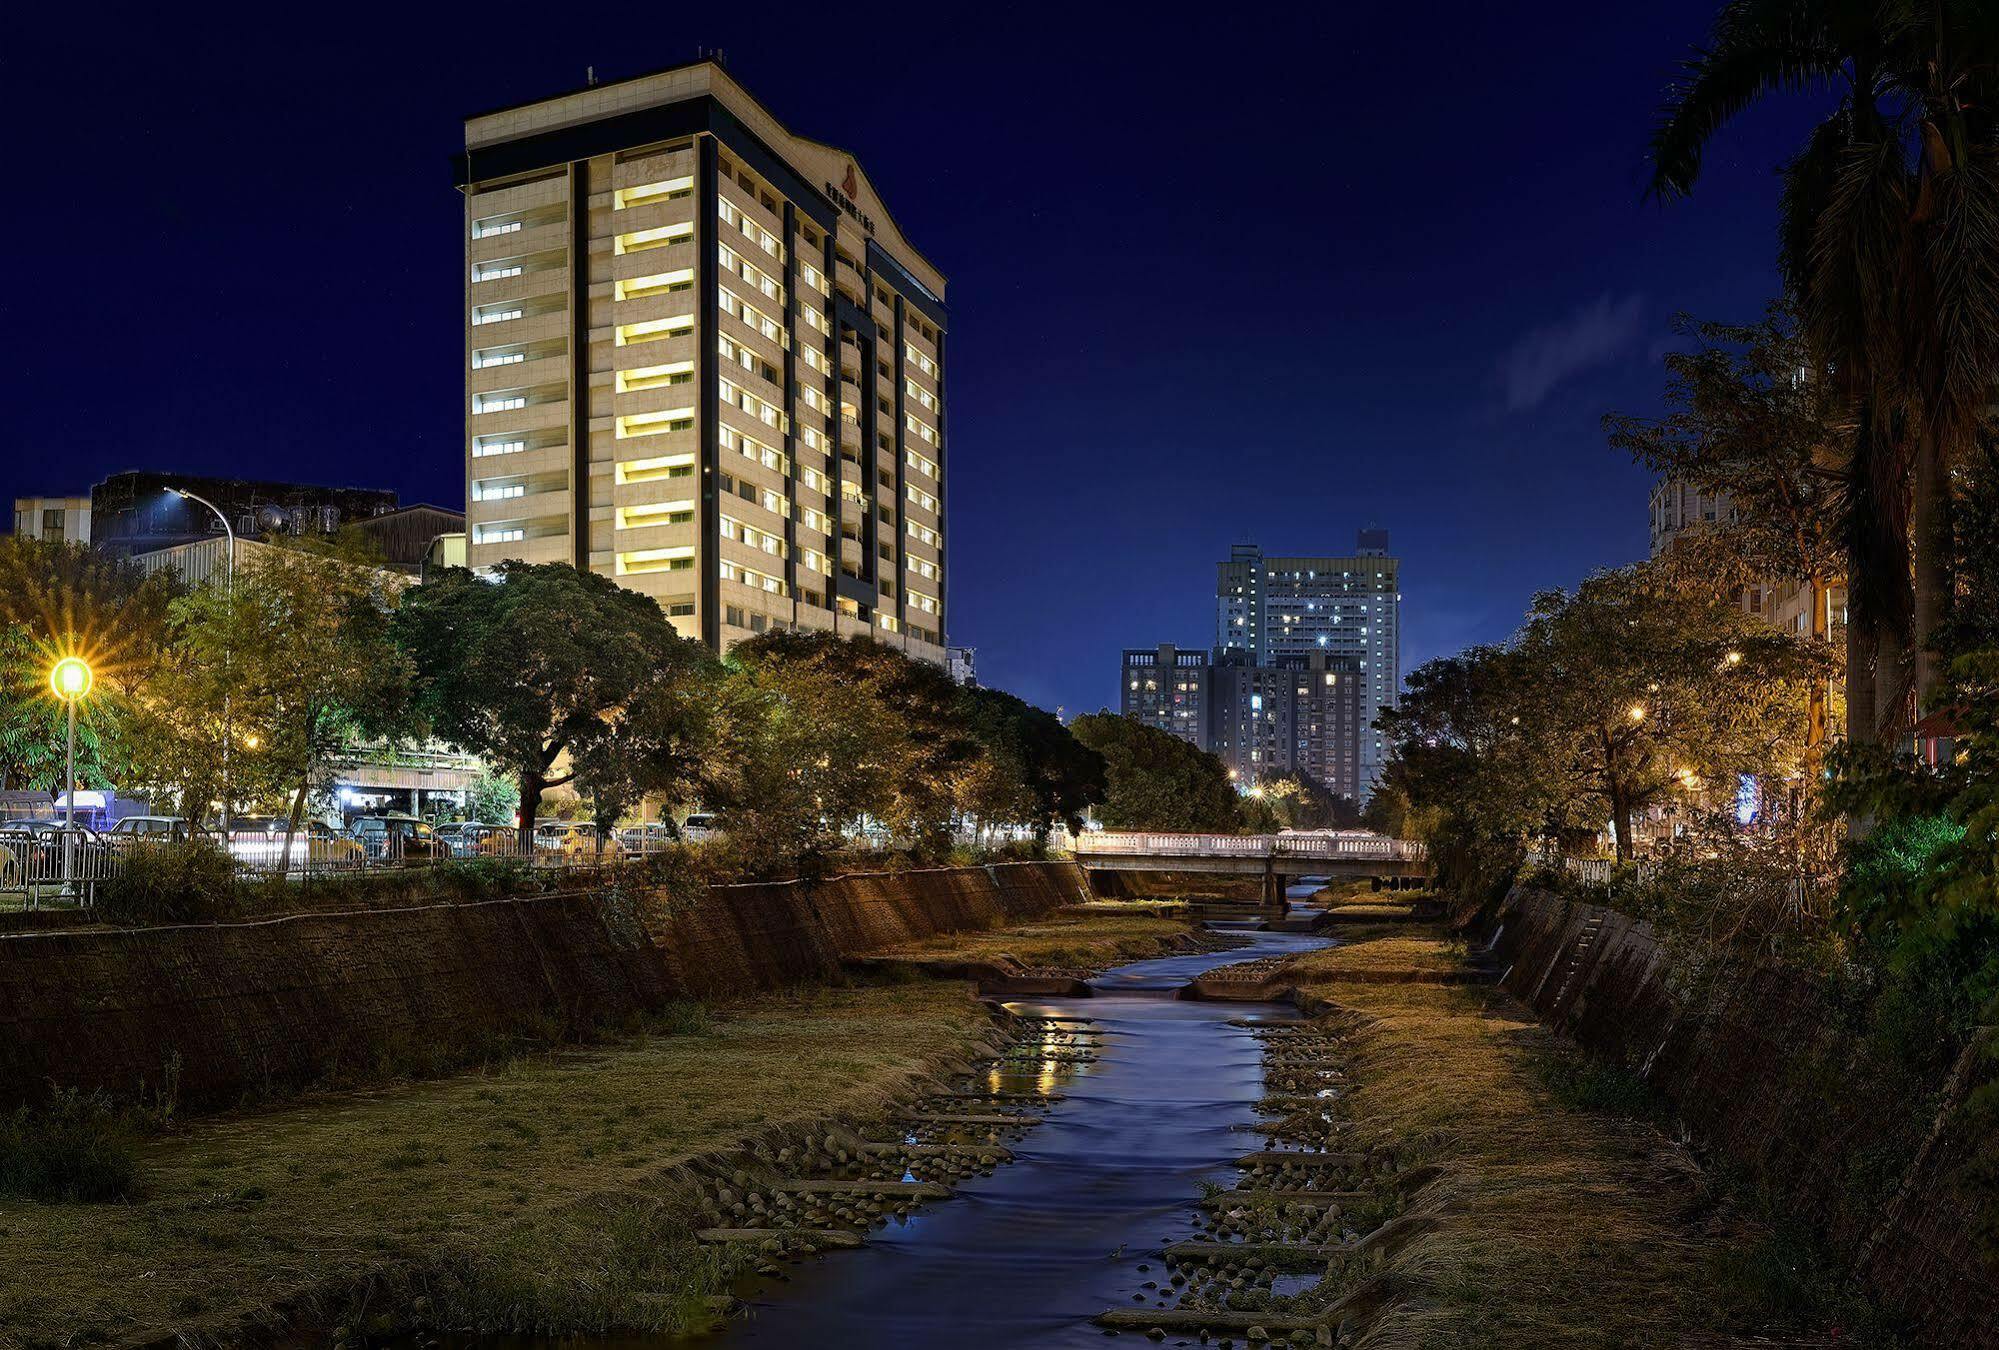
[455,61,948,658]
[1217,532,1401,792]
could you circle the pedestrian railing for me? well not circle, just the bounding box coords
[1074,832,1427,862]
[0,824,696,911]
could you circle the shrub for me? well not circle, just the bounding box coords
[0,1088,138,1203]
[94,841,237,924]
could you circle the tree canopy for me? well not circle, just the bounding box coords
[1069,713,1244,833]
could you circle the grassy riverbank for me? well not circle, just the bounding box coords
[872,904,1208,969]
[0,981,990,1348]
[1282,930,1885,1346]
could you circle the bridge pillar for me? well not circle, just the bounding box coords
[1261,861,1285,911]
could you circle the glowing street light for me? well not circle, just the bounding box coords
[1627,703,1647,723]
[166,486,236,833]
[1724,650,1744,667]
[50,654,93,897]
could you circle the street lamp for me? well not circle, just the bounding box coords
[1628,703,1647,723]
[50,655,93,897]
[167,487,236,833]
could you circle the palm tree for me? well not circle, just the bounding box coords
[1648,0,1999,744]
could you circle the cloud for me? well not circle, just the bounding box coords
[1498,293,1645,410]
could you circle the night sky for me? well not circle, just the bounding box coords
[6,5,1813,715]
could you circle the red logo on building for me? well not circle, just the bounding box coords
[842,164,859,198]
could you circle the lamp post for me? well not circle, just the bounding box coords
[168,487,236,834]
[50,655,93,897]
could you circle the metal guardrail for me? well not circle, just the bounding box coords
[1073,832,1427,862]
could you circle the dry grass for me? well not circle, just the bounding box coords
[1290,929,1466,978]
[874,906,1201,969]
[0,981,989,1348]
[1284,938,1876,1348]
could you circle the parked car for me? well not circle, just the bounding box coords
[106,815,215,848]
[679,812,722,843]
[615,821,684,853]
[533,820,627,861]
[223,817,365,872]
[346,814,442,863]
[434,821,517,858]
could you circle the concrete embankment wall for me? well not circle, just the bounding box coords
[0,861,1089,1112]
[1492,887,1998,1345]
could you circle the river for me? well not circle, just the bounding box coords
[715,912,1328,1348]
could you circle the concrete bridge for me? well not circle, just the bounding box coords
[1073,831,1428,903]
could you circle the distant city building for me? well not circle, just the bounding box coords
[457,59,948,662]
[946,645,977,687]
[1216,532,1401,793]
[10,473,461,575]
[11,496,90,546]
[1647,475,1845,641]
[1209,651,1364,801]
[1119,644,1211,749]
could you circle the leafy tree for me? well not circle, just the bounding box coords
[706,632,978,871]
[1069,713,1242,832]
[955,685,1106,845]
[1649,0,1999,740]
[571,642,722,855]
[1606,305,1845,751]
[121,543,412,844]
[465,771,521,826]
[394,562,705,851]
[1513,568,1824,860]
[1259,771,1361,831]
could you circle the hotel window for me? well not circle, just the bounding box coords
[473,481,526,502]
[472,304,524,326]
[802,305,828,335]
[802,466,828,493]
[909,485,938,512]
[717,333,779,384]
[905,343,936,377]
[614,177,693,209]
[908,589,939,616]
[616,453,695,484]
[719,560,786,595]
[905,379,936,411]
[616,316,694,346]
[473,347,526,369]
[478,525,525,543]
[617,501,694,529]
[615,270,694,301]
[617,361,694,393]
[717,243,783,303]
[802,344,829,374]
[721,515,786,557]
[719,286,787,346]
[802,262,828,294]
[473,436,526,458]
[473,260,524,282]
[719,423,787,473]
[616,223,694,255]
[801,384,828,414]
[907,449,939,478]
[616,410,694,439]
[718,198,783,259]
[906,414,938,445]
[617,549,695,576]
[666,601,695,617]
[908,521,939,547]
[719,377,785,430]
[800,507,830,535]
[475,392,526,414]
[472,216,523,239]
[909,556,939,581]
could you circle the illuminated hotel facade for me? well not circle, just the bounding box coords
[456,60,948,658]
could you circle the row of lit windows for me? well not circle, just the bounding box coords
[718,332,778,385]
[614,177,693,211]
[720,558,786,596]
[720,376,786,431]
[718,197,783,262]
[907,448,938,479]
[719,285,787,348]
[718,242,783,305]
[721,514,786,558]
[719,421,788,475]
[618,221,694,255]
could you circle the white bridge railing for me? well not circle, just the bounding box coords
[1074,832,1426,862]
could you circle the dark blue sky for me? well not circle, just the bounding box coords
[5,4,1810,715]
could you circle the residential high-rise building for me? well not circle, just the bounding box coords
[1208,651,1365,802]
[1119,644,1211,749]
[456,59,948,660]
[1216,533,1401,792]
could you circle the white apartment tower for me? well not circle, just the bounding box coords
[1217,532,1401,794]
[456,60,948,658]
